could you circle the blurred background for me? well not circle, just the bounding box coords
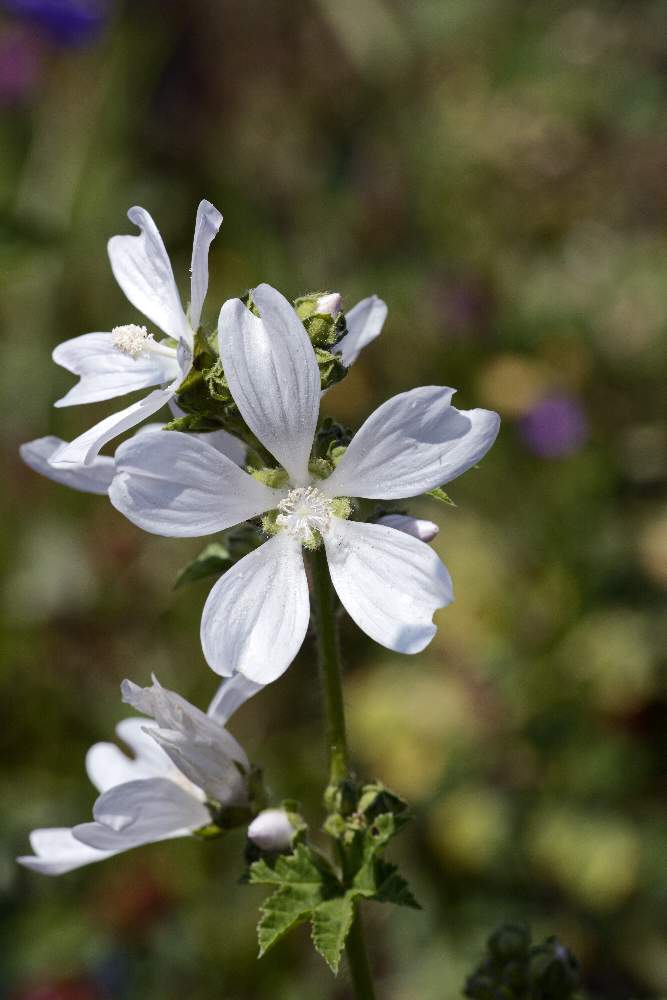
[1,1,666,997]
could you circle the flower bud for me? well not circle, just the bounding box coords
[376,514,439,543]
[247,808,295,852]
[315,292,342,317]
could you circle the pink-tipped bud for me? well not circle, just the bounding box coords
[315,292,342,317]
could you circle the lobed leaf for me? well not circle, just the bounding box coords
[311,895,356,973]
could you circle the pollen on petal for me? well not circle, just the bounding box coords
[112,324,153,358]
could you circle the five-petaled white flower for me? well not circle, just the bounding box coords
[17,674,266,875]
[108,284,500,685]
[49,201,223,467]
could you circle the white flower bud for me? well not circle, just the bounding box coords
[315,292,342,317]
[247,808,295,851]
[376,514,439,543]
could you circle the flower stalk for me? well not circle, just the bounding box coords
[309,546,377,1000]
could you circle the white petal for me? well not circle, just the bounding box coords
[207,674,264,725]
[72,777,209,851]
[218,285,320,485]
[376,514,439,542]
[121,675,248,770]
[324,518,453,654]
[323,387,500,500]
[17,827,117,876]
[337,295,387,366]
[148,728,247,806]
[247,809,295,852]
[49,387,175,466]
[52,333,177,407]
[115,717,172,773]
[189,200,222,331]
[201,532,310,683]
[108,206,189,344]
[109,430,281,537]
[85,739,159,794]
[200,429,247,466]
[20,437,114,495]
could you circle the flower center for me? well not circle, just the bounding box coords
[112,324,154,358]
[276,486,334,544]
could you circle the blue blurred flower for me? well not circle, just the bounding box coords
[0,0,109,47]
[518,393,588,458]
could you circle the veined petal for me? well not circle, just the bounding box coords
[189,200,222,331]
[149,728,247,806]
[108,206,189,344]
[207,674,264,725]
[52,333,177,407]
[323,386,500,500]
[376,513,439,542]
[121,676,248,769]
[17,828,117,876]
[20,437,114,494]
[50,387,176,466]
[73,777,209,851]
[324,518,453,654]
[218,284,320,485]
[337,295,387,366]
[201,532,310,683]
[109,430,282,537]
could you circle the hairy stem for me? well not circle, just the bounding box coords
[310,548,376,1000]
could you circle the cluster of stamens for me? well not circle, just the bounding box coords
[276,486,334,544]
[112,324,153,358]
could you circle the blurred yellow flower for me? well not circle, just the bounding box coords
[526,807,641,911]
[427,786,512,872]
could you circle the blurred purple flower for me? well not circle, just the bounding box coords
[518,393,588,458]
[0,25,40,103]
[0,0,109,47]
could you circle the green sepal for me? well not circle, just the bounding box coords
[315,347,348,391]
[174,542,232,589]
[163,414,226,434]
[174,525,263,589]
[426,486,457,507]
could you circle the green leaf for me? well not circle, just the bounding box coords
[426,486,457,506]
[174,542,231,589]
[372,860,421,909]
[249,844,334,889]
[311,895,356,973]
[256,886,315,957]
[250,846,340,959]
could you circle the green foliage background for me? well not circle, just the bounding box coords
[1,1,665,997]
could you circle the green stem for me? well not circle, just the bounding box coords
[345,911,377,1000]
[310,547,348,787]
[309,548,377,1000]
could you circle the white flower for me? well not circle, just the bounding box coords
[17,674,256,876]
[247,809,295,852]
[109,284,500,685]
[49,201,222,467]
